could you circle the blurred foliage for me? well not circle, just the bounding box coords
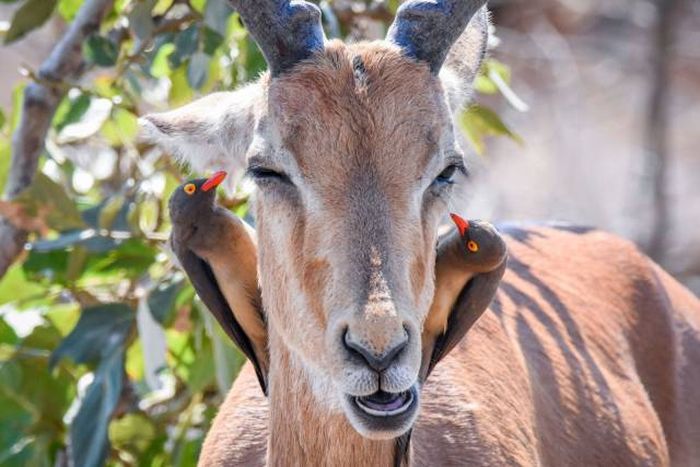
[0,0,523,466]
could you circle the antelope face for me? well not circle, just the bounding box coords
[141,0,488,441]
[250,43,462,438]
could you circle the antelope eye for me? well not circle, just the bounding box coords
[433,164,466,185]
[246,166,293,185]
[184,183,196,195]
[434,165,458,185]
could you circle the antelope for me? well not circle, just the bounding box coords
[140,0,700,465]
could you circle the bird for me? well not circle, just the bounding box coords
[168,171,268,394]
[421,213,508,379]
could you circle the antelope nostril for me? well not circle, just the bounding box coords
[343,330,408,372]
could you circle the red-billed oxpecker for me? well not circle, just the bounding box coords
[168,171,267,394]
[421,214,507,378]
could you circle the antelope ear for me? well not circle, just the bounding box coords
[421,222,506,379]
[139,83,263,179]
[439,6,490,114]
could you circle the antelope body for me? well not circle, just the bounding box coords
[198,225,700,466]
[141,0,700,465]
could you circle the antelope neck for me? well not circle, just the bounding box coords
[266,329,399,466]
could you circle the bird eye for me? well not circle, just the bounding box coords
[184,183,196,195]
[467,240,479,252]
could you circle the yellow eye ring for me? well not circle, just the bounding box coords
[467,240,479,252]
[184,183,196,195]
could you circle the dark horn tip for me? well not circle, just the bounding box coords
[229,0,326,77]
[386,0,488,74]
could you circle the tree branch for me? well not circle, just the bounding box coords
[644,0,683,260]
[0,0,114,278]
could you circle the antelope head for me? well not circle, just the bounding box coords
[142,0,489,440]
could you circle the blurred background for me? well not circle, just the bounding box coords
[0,0,697,466]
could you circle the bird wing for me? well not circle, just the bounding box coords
[425,260,507,379]
[178,247,267,394]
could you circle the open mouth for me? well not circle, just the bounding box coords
[354,389,414,417]
[344,384,419,438]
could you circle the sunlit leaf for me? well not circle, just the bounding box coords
[109,413,157,454]
[153,0,173,16]
[190,0,205,14]
[4,0,57,44]
[10,83,25,132]
[150,42,176,78]
[459,104,523,155]
[57,0,82,21]
[169,65,194,106]
[0,264,45,306]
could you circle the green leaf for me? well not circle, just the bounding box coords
[69,347,124,467]
[0,317,18,345]
[4,0,57,44]
[458,104,523,156]
[83,35,119,67]
[186,338,216,392]
[82,239,157,279]
[0,137,9,194]
[169,25,198,69]
[101,108,138,146]
[148,276,185,325]
[150,43,176,78]
[10,83,25,132]
[109,413,156,454]
[0,108,6,130]
[169,65,194,106]
[187,52,209,89]
[0,263,45,306]
[49,303,134,368]
[53,93,91,133]
[128,0,155,44]
[57,0,82,21]
[153,0,173,15]
[12,172,86,231]
[190,0,205,14]
[1,325,75,447]
[202,27,223,56]
[204,0,233,36]
[23,248,69,284]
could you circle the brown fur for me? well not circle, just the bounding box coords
[200,226,700,466]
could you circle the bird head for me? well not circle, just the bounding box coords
[169,171,227,244]
[449,213,507,272]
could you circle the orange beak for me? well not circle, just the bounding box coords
[450,213,469,237]
[201,171,227,192]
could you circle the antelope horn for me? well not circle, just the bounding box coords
[228,0,326,77]
[386,0,487,74]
